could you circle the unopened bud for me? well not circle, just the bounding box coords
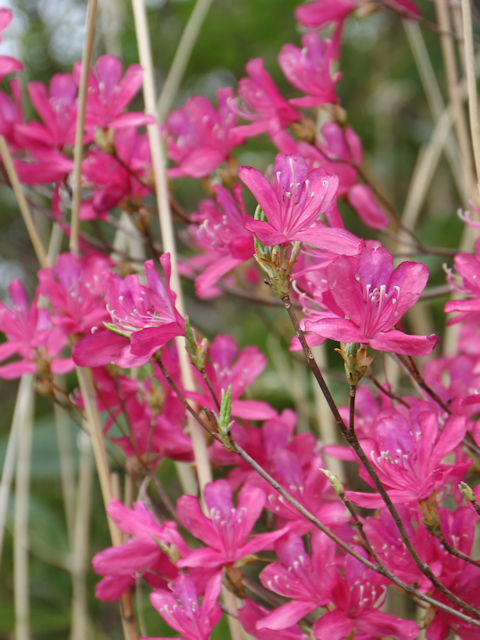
[459,481,475,503]
[335,342,373,386]
[320,468,344,497]
[185,317,208,371]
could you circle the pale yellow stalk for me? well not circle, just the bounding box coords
[156,0,214,120]
[14,374,34,640]
[461,0,480,195]
[131,0,212,493]
[0,136,48,269]
[70,0,98,256]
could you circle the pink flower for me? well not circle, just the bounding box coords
[258,531,337,630]
[165,87,244,178]
[93,499,188,601]
[278,34,340,108]
[143,573,222,640]
[16,74,77,151]
[177,479,288,574]
[302,244,438,356]
[186,334,275,420]
[346,408,468,507]
[238,599,306,640]
[313,552,418,640]
[445,238,480,324]
[239,153,361,253]
[231,58,301,140]
[37,252,111,336]
[295,0,355,29]
[186,184,255,298]
[73,55,153,131]
[0,279,73,379]
[0,9,22,80]
[72,254,184,368]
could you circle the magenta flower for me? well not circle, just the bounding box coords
[0,79,23,145]
[0,279,73,379]
[313,553,418,640]
[187,334,275,420]
[72,254,184,368]
[231,58,301,140]
[143,573,222,640]
[93,499,188,601]
[445,238,480,324]
[73,55,153,131]
[302,244,438,356]
[238,599,306,640]
[186,184,255,298]
[239,153,361,253]
[278,34,340,108]
[346,409,468,507]
[258,531,337,630]
[177,479,288,573]
[16,74,77,152]
[295,0,355,29]
[0,9,22,80]
[165,87,244,178]
[38,252,111,336]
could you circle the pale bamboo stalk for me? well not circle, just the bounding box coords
[312,344,344,481]
[75,365,138,640]
[156,0,214,120]
[131,0,212,493]
[434,0,475,202]
[70,0,98,256]
[53,389,76,543]
[460,0,480,194]
[0,376,33,570]
[14,373,34,640]
[99,0,124,57]
[0,137,48,269]
[401,106,453,228]
[70,432,93,640]
[403,22,464,199]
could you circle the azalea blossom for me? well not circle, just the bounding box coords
[302,244,438,356]
[239,153,361,253]
[0,9,22,80]
[143,573,222,640]
[165,87,244,178]
[72,254,184,368]
[73,55,153,132]
[92,499,189,601]
[278,34,340,108]
[0,279,73,379]
[177,479,288,574]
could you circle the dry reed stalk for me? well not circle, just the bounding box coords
[0,136,48,269]
[70,432,93,640]
[131,0,212,493]
[434,0,476,202]
[13,373,34,640]
[461,0,480,194]
[70,0,98,256]
[156,0,214,120]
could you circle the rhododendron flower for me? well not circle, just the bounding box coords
[187,334,275,420]
[16,74,77,151]
[143,573,222,640]
[165,87,244,178]
[73,55,153,131]
[72,254,184,368]
[313,552,418,640]
[0,279,73,379]
[238,599,306,640]
[186,183,255,298]
[93,499,188,601]
[278,34,340,107]
[38,252,111,336]
[302,244,438,356]
[177,479,288,574]
[0,9,22,80]
[0,78,23,145]
[231,58,301,140]
[445,238,480,324]
[258,531,337,630]
[346,409,468,507]
[239,153,361,253]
